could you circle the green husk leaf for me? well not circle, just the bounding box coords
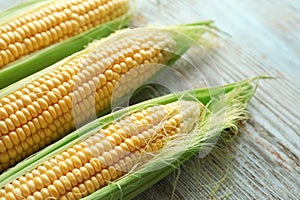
[166,21,219,66]
[0,1,134,89]
[0,77,262,189]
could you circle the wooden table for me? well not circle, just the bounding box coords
[132,1,300,199]
[1,0,299,199]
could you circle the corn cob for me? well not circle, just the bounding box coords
[0,100,201,200]
[0,22,214,172]
[0,78,259,200]
[0,0,133,88]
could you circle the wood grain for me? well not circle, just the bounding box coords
[0,0,299,199]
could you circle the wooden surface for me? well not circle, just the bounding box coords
[1,0,299,199]
[132,1,300,199]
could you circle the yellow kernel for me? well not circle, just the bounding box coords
[95,173,104,187]
[0,108,8,120]
[0,152,10,163]
[16,111,27,124]
[104,69,114,81]
[21,25,31,38]
[70,187,81,199]
[48,185,60,199]
[0,38,7,49]
[114,146,126,158]
[33,177,44,190]
[7,32,16,44]
[102,152,114,166]
[84,180,95,194]
[98,74,107,86]
[76,151,88,164]
[72,168,83,183]
[125,57,133,68]
[40,174,51,187]
[7,148,17,160]
[42,110,53,124]
[20,95,32,107]
[79,166,90,181]
[53,12,63,24]
[33,191,44,200]
[20,141,29,151]
[59,22,68,35]
[24,38,34,52]
[36,19,47,32]
[0,33,10,44]
[0,121,9,134]
[25,136,34,147]
[53,180,66,195]
[131,135,141,147]
[35,33,43,46]
[24,14,34,22]
[84,163,95,176]
[50,28,59,41]
[26,180,37,193]
[9,131,20,145]
[112,64,122,73]
[101,169,111,182]
[0,50,9,65]
[70,155,82,168]
[108,166,118,180]
[90,176,100,190]
[134,53,143,63]
[46,170,58,182]
[2,135,14,149]
[60,176,72,191]
[27,22,37,35]
[8,44,18,58]
[15,27,26,38]
[124,138,136,152]
[90,158,102,172]
[66,172,78,187]
[41,32,50,46]
[78,184,88,196]
[20,184,30,197]
[40,188,50,199]
[119,142,130,153]
[38,115,48,128]
[32,20,42,32]
[0,141,7,153]
[11,180,21,188]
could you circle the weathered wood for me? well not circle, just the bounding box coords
[0,0,299,199]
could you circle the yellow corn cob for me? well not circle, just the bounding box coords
[0,27,177,172]
[0,0,130,68]
[0,100,201,200]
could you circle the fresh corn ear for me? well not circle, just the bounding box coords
[0,100,201,200]
[0,22,215,172]
[0,78,261,200]
[0,0,133,88]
